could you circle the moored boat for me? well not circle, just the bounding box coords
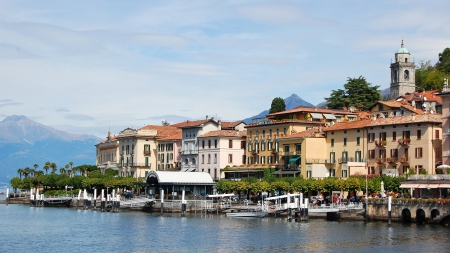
[226,210,266,217]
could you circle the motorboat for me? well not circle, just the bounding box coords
[226,210,267,218]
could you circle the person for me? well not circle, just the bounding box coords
[378,192,382,198]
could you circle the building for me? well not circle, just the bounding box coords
[95,131,120,173]
[156,132,182,171]
[115,125,181,179]
[323,120,372,178]
[198,130,247,181]
[437,79,450,173]
[390,40,416,99]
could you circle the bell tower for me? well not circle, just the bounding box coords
[390,40,416,99]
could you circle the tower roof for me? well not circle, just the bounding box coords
[396,40,409,54]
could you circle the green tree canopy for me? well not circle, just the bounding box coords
[325,76,380,111]
[436,47,450,74]
[269,97,286,114]
[415,60,449,91]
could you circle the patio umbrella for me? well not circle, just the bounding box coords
[437,164,450,169]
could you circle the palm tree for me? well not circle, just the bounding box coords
[34,163,39,171]
[44,161,51,175]
[23,167,31,178]
[59,168,66,174]
[65,164,70,176]
[17,168,24,179]
[69,162,74,177]
[50,163,57,174]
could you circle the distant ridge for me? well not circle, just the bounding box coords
[0,115,101,187]
[243,94,314,124]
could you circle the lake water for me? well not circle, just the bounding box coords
[1,201,449,253]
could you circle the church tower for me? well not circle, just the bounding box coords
[390,40,416,99]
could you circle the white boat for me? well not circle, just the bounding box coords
[226,211,267,217]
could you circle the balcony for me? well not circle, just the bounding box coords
[399,157,410,163]
[267,134,272,141]
[375,140,387,148]
[387,158,398,164]
[181,150,199,155]
[338,158,348,164]
[143,150,151,156]
[376,158,386,164]
[398,138,411,146]
[306,158,329,164]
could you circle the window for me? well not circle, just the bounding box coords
[404,70,409,80]
[379,149,386,158]
[330,152,335,163]
[261,156,265,164]
[329,168,335,177]
[248,143,252,151]
[261,142,266,151]
[343,138,347,146]
[276,128,279,135]
[283,128,287,135]
[202,140,205,149]
[436,130,440,139]
[208,140,211,148]
[248,156,252,164]
[268,155,272,164]
[342,151,348,162]
[250,131,252,137]
[417,130,421,140]
[380,132,386,141]
[295,144,301,154]
[262,130,266,137]
[415,147,423,158]
[215,140,218,148]
[241,141,245,149]
[192,158,196,165]
[368,133,375,142]
[331,139,334,147]
[355,151,362,162]
[208,154,211,163]
[392,131,396,141]
[269,129,272,136]
[268,142,272,150]
[229,140,233,148]
[402,131,410,139]
[378,104,384,110]
[202,154,205,164]
[391,149,398,158]
[228,154,233,163]
[342,165,348,178]
[369,150,375,159]
[214,154,217,163]
[307,166,312,178]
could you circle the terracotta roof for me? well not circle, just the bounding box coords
[379,100,401,108]
[245,119,322,128]
[278,128,325,139]
[137,125,182,138]
[323,119,372,132]
[367,114,442,126]
[198,130,247,138]
[158,132,182,141]
[267,106,359,117]
[220,121,244,129]
[171,119,209,128]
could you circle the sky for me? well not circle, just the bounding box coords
[1,0,450,138]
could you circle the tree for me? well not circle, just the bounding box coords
[269,97,286,114]
[50,163,57,174]
[17,168,24,179]
[325,76,380,111]
[415,60,448,91]
[23,167,31,178]
[436,47,450,74]
[161,120,170,126]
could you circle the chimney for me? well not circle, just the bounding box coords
[218,120,222,130]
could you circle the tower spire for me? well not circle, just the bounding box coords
[401,39,404,48]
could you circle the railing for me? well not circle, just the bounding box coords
[181,150,199,155]
[306,158,328,164]
[143,150,150,156]
[409,174,450,180]
[375,158,386,164]
[399,157,410,163]
[387,158,398,163]
[398,139,411,145]
[338,158,348,163]
[118,163,151,167]
[382,168,398,176]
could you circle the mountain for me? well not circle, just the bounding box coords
[243,94,314,124]
[0,115,101,187]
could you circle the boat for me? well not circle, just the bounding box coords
[226,210,267,217]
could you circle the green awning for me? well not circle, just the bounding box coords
[289,157,300,163]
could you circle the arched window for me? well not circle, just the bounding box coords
[184,158,189,165]
[404,70,409,80]
[192,158,196,165]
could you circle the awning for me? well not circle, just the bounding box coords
[399,184,420,188]
[438,184,450,188]
[272,170,300,175]
[323,114,336,120]
[310,113,322,119]
[289,157,300,163]
[418,184,429,188]
[426,184,440,189]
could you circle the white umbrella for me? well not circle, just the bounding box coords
[380,181,385,197]
[437,164,450,169]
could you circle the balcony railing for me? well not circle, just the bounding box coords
[306,158,328,164]
[399,157,410,163]
[387,158,398,164]
[409,174,450,180]
[181,150,199,155]
[143,150,151,156]
[376,158,386,164]
[375,140,387,147]
[398,139,411,146]
[118,163,151,167]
